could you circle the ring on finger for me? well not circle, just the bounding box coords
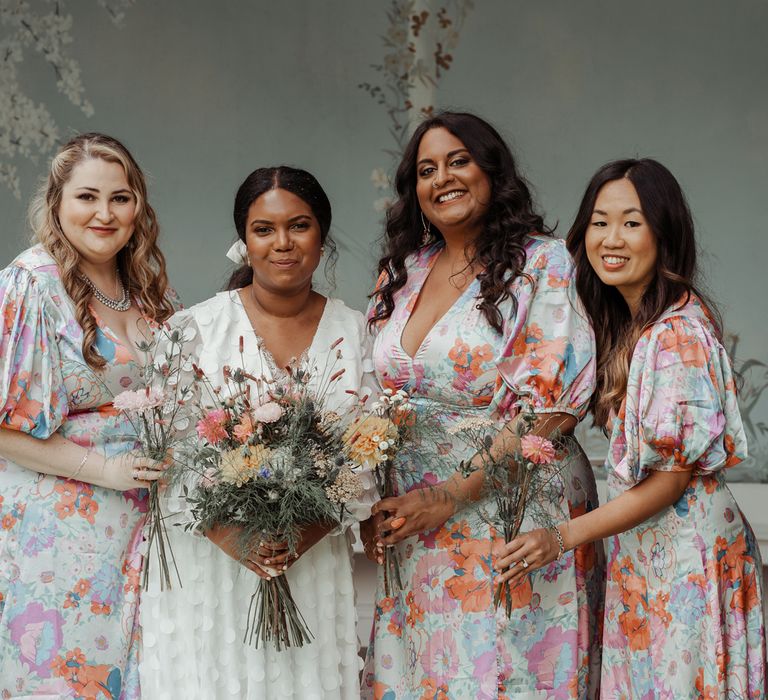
[521,557,529,569]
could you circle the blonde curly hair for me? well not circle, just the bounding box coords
[29,132,175,369]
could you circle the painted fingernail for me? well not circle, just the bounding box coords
[391,516,406,530]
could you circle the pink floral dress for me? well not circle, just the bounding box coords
[0,246,162,700]
[361,236,605,700]
[601,295,767,698]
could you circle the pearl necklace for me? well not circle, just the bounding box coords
[80,272,131,312]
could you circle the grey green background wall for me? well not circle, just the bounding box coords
[1,0,766,478]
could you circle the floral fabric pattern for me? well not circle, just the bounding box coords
[602,296,767,698]
[361,236,605,699]
[0,245,153,700]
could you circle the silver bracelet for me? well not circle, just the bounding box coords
[70,449,90,481]
[549,525,566,560]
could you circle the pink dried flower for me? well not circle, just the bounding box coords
[520,435,556,465]
[196,408,228,443]
[253,401,283,424]
[233,414,255,444]
[113,387,166,412]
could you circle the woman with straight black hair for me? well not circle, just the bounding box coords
[361,112,604,698]
[498,158,767,697]
[140,166,375,700]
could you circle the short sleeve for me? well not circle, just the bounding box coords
[495,239,596,419]
[628,316,747,480]
[0,265,68,438]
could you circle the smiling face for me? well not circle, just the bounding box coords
[585,177,658,314]
[57,158,137,268]
[415,127,491,238]
[245,187,323,295]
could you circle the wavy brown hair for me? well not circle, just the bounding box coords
[369,111,551,333]
[566,158,721,426]
[29,132,174,369]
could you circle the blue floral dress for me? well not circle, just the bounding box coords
[362,236,605,700]
[0,246,158,700]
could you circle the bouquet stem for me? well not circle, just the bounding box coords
[493,464,533,617]
[142,482,181,591]
[245,575,313,650]
[381,462,403,598]
[382,547,402,599]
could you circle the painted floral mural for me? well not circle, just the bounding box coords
[360,0,474,213]
[0,0,134,197]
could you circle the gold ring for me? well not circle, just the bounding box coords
[521,558,529,569]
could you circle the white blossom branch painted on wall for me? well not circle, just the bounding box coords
[0,0,134,197]
[360,0,474,214]
[725,334,768,481]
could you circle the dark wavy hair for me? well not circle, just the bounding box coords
[226,166,337,290]
[565,158,721,426]
[368,111,551,332]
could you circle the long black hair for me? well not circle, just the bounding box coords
[565,158,720,425]
[226,166,336,290]
[368,111,551,333]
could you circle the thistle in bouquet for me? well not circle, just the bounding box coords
[343,387,413,597]
[112,323,198,591]
[451,403,571,617]
[180,336,369,650]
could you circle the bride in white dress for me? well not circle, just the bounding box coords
[139,167,375,699]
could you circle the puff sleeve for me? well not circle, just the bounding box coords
[494,239,596,419]
[0,265,68,438]
[616,315,747,485]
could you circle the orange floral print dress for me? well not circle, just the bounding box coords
[601,296,767,698]
[362,236,605,699]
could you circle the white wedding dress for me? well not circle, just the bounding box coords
[139,292,374,699]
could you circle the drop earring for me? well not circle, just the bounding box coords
[420,211,432,244]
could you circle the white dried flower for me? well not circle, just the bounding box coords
[324,468,363,505]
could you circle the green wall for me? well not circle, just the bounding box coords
[1,0,766,477]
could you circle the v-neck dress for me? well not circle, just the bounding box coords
[0,245,155,700]
[138,291,375,700]
[361,236,605,700]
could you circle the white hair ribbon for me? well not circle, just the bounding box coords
[226,240,248,265]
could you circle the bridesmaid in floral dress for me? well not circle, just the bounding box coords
[0,133,175,699]
[500,158,766,697]
[361,112,605,699]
